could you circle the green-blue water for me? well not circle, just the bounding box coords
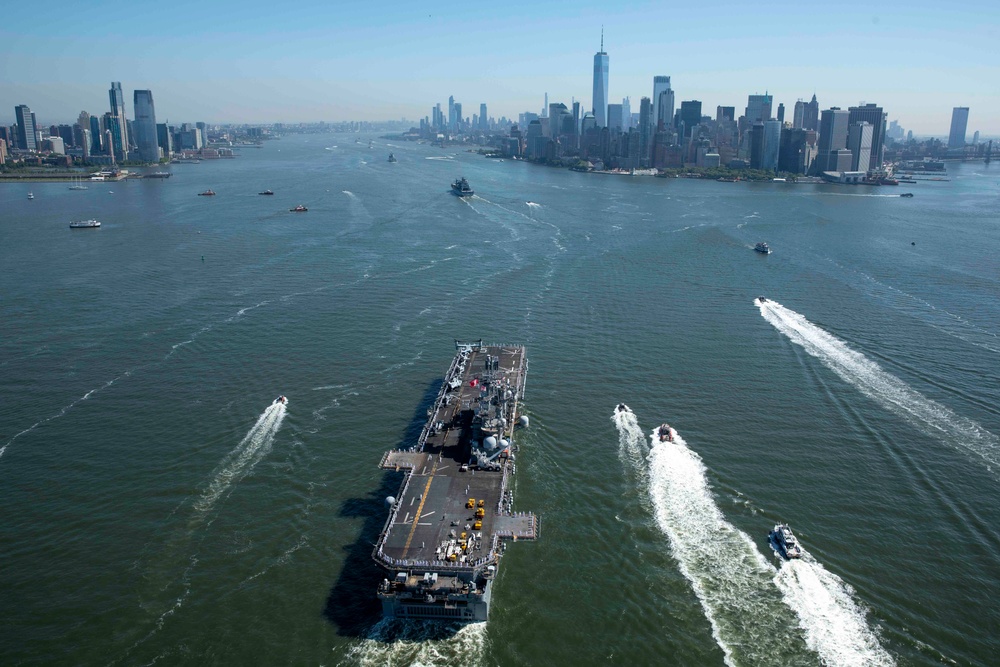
[2,137,998,666]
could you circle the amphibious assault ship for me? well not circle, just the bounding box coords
[373,341,537,621]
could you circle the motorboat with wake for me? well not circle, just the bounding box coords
[616,403,631,414]
[769,523,803,559]
[657,423,676,442]
[274,395,288,405]
[387,152,397,163]
[290,205,308,212]
[754,242,771,254]
[70,219,101,229]
[756,296,768,305]
[259,190,274,195]
[198,190,216,196]
[900,192,914,197]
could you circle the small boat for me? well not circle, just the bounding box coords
[290,205,308,212]
[754,242,771,254]
[69,219,101,229]
[756,296,768,304]
[27,192,34,199]
[259,190,274,195]
[769,523,803,560]
[616,403,630,413]
[198,190,216,196]
[388,153,397,163]
[657,423,675,443]
[451,177,474,197]
[900,192,914,197]
[274,395,288,405]
[68,176,89,190]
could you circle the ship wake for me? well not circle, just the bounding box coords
[193,400,286,519]
[757,298,1000,473]
[342,619,487,667]
[774,556,895,666]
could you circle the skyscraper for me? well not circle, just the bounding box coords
[479,103,488,130]
[133,90,159,162]
[621,97,632,130]
[847,103,886,171]
[652,76,672,128]
[679,100,702,137]
[638,96,652,167]
[948,107,969,148]
[793,100,805,129]
[777,103,785,124]
[592,31,609,128]
[815,107,850,173]
[744,94,772,123]
[448,96,455,130]
[108,82,129,161]
[848,121,873,172]
[803,94,819,131]
[14,104,36,151]
[762,119,782,172]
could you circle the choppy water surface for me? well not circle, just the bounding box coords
[2,138,998,666]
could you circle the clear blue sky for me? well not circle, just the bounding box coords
[2,0,997,136]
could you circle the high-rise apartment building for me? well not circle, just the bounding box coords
[948,107,969,148]
[652,76,672,128]
[847,103,886,171]
[14,104,36,151]
[592,32,609,127]
[133,90,159,162]
[108,82,129,161]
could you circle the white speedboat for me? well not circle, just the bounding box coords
[769,523,803,559]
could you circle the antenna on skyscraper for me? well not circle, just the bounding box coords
[601,26,604,52]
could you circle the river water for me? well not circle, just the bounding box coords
[2,136,998,666]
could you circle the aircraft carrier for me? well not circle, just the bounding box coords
[373,341,537,621]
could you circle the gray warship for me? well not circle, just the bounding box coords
[373,341,537,621]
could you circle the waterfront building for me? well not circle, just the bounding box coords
[813,107,850,173]
[948,107,969,148]
[57,124,75,148]
[156,123,173,158]
[108,82,130,161]
[133,90,159,162]
[638,97,652,167]
[762,119,781,172]
[592,31,609,127]
[848,121,873,173]
[14,104,37,151]
[652,76,672,128]
[847,103,886,171]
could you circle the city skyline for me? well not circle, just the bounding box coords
[1,0,997,135]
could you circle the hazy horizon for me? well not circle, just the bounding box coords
[2,0,997,135]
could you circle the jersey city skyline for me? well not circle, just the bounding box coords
[2,0,997,136]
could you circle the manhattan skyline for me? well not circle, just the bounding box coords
[2,0,997,135]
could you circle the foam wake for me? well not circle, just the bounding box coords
[774,556,895,666]
[341,619,487,667]
[193,401,286,517]
[757,298,1000,472]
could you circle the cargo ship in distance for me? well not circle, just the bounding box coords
[373,341,536,622]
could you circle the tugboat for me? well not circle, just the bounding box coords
[657,423,676,442]
[387,153,397,163]
[290,204,308,212]
[69,219,101,229]
[769,523,803,560]
[259,190,274,195]
[754,242,771,254]
[198,190,216,196]
[900,192,914,198]
[274,395,288,405]
[451,177,474,197]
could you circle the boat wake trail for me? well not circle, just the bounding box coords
[192,400,286,519]
[774,556,895,666]
[757,298,1000,472]
[341,619,487,667]
[612,407,813,666]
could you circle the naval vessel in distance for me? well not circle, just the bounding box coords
[373,340,537,621]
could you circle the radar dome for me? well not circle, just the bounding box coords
[484,436,498,451]
[519,415,530,427]
[385,496,396,508]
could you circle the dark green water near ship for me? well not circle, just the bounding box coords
[2,136,998,666]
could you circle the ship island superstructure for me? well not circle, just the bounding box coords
[373,341,537,621]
